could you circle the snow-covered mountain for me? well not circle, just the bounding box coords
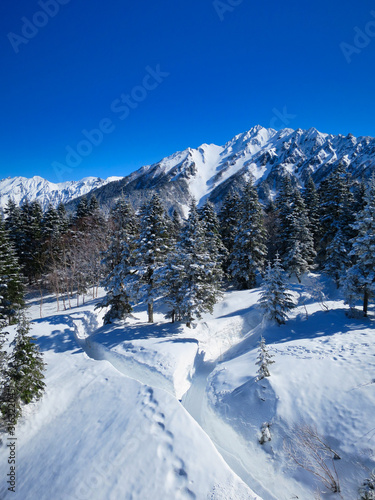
[0,175,122,211]
[3,125,375,213]
[66,125,375,214]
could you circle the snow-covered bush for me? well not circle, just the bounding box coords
[285,424,341,493]
[359,469,375,499]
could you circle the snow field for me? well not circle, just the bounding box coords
[0,291,257,500]
[1,274,374,499]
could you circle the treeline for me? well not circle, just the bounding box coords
[0,163,374,328]
[3,196,108,311]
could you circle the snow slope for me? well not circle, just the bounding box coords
[0,293,257,500]
[0,276,374,499]
[0,176,122,211]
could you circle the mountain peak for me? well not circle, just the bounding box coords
[2,126,374,216]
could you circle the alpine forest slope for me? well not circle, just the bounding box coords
[63,125,375,215]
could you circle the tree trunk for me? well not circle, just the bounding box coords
[148,301,154,323]
[363,288,369,317]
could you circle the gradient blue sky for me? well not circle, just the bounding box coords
[1,0,375,182]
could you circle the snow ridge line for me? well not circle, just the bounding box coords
[70,309,265,498]
[70,311,176,395]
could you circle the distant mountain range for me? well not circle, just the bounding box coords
[0,176,122,212]
[2,126,374,215]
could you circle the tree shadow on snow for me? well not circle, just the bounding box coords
[90,320,188,350]
[265,307,372,346]
[31,315,83,354]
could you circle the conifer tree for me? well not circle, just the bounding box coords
[170,209,182,242]
[130,195,170,323]
[275,175,295,259]
[303,174,321,251]
[88,194,100,214]
[56,202,69,233]
[228,180,267,289]
[15,200,44,283]
[6,313,46,405]
[155,248,185,323]
[42,204,64,241]
[323,227,351,287]
[264,200,279,261]
[199,200,225,282]
[258,254,295,325]
[97,199,138,324]
[318,163,355,266]
[75,196,90,220]
[218,191,241,272]
[0,220,24,324]
[256,336,275,380]
[1,313,46,426]
[4,199,23,254]
[162,200,222,327]
[283,189,316,281]
[342,175,375,316]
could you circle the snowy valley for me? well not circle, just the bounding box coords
[0,277,374,500]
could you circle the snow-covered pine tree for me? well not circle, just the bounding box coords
[258,254,295,325]
[283,189,316,282]
[256,336,275,380]
[342,175,375,316]
[303,174,321,251]
[218,191,241,273]
[88,194,100,214]
[130,194,170,323]
[8,313,46,404]
[97,199,138,324]
[323,226,351,287]
[56,202,69,233]
[318,163,355,266]
[275,175,295,260]
[353,179,367,213]
[4,199,23,254]
[75,196,90,220]
[228,179,267,289]
[0,220,25,324]
[198,200,225,282]
[170,208,182,242]
[264,200,279,262]
[104,198,138,273]
[42,204,61,241]
[16,200,44,284]
[170,199,222,327]
[155,247,186,323]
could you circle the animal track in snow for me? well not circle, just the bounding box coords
[139,386,196,499]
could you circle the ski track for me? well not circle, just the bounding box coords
[69,308,267,498]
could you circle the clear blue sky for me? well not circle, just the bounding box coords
[1,0,375,182]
